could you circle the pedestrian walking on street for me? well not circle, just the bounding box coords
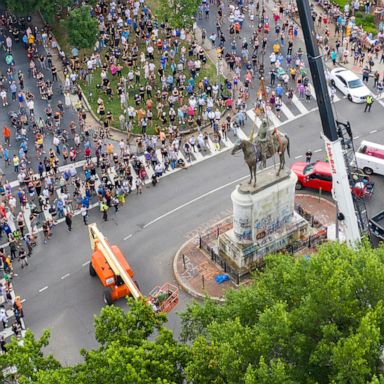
[100,201,108,221]
[364,95,374,112]
[18,248,28,269]
[305,150,313,163]
[0,306,8,329]
[65,212,72,231]
[81,205,88,225]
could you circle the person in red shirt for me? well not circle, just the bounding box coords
[3,126,10,147]
[84,146,91,160]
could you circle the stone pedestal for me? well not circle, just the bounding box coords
[218,168,309,278]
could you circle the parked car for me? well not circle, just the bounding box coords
[291,161,374,199]
[354,140,384,176]
[330,68,371,103]
[291,161,332,192]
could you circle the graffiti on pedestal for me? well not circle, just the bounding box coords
[233,216,252,241]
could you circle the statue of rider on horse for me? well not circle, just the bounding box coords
[231,119,290,186]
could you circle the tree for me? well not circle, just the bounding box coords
[63,5,98,50]
[157,0,200,28]
[5,0,39,15]
[0,330,61,383]
[181,241,384,383]
[0,299,188,384]
[38,0,72,24]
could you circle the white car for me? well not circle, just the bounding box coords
[330,68,371,103]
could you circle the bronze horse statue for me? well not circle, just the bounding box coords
[231,128,290,186]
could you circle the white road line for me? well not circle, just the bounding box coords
[21,299,26,303]
[38,286,48,293]
[295,155,303,159]
[142,173,256,229]
[246,110,262,127]
[314,148,323,153]
[123,234,133,241]
[281,103,295,120]
[353,136,360,139]
[82,260,90,267]
[192,150,205,163]
[369,130,378,134]
[61,273,70,280]
[308,83,317,100]
[292,95,309,114]
[266,109,281,127]
[236,127,249,140]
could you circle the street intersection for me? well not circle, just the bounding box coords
[1,2,384,365]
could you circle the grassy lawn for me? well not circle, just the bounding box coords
[49,0,223,135]
[81,51,221,135]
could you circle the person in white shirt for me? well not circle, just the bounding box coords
[0,89,8,106]
[81,206,88,225]
[27,99,34,115]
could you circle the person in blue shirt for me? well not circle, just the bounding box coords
[56,199,65,219]
[276,84,284,98]
[160,55,167,70]
[3,148,9,166]
[331,49,337,66]
[167,75,174,91]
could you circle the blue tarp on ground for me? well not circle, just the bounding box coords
[215,274,230,284]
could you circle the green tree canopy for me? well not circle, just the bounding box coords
[4,242,384,383]
[0,299,189,383]
[38,0,71,24]
[5,0,39,15]
[157,0,200,28]
[63,5,98,50]
[181,241,384,384]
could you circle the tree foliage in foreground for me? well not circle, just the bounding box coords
[181,240,384,383]
[62,5,98,50]
[157,0,201,28]
[5,0,70,20]
[0,299,189,384]
[3,242,384,383]
[5,0,39,15]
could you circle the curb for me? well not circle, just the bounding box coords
[173,237,225,303]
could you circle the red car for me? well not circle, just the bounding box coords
[291,161,333,192]
[291,161,374,199]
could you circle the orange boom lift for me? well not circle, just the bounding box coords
[88,223,178,313]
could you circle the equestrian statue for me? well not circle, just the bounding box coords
[231,119,290,186]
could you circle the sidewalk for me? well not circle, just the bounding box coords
[306,2,384,76]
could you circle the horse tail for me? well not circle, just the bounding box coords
[286,134,290,158]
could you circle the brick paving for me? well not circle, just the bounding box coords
[295,193,336,227]
[174,194,336,300]
[174,238,236,301]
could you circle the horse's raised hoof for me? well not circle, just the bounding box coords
[248,180,252,184]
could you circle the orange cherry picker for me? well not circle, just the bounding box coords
[88,223,179,313]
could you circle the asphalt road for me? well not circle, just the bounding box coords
[0,21,82,182]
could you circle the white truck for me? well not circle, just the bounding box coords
[355,140,384,176]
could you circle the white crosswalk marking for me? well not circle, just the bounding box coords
[280,103,295,120]
[266,109,281,127]
[222,136,234,148]
[308,83,317,100]
[236,127,249,140]
[292,95,308,114]
[193,150,205,162]
[246,110,262,127]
